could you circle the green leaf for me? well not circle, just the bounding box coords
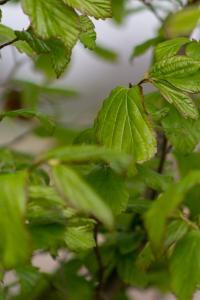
[145,171,200,252]
[131,36,163,61]
[39,145,133,174]
[169,231,200,300]
[161,104,200,153]
[186,41,200,60]
[62,0,112,19]
[111,0,126,24]
[155,38,189,62]
[153,80,198,119]
[163,6,200,38]
[94,86,157,163]
[0,109,55,133]
[164,219,188,249]
[92,44,118,62]
[86,167,129,216]
[22,0,80,49]
[79,16,96,50]
[52,165,114,228]
[0,171,30,268]
[0,24,16,45]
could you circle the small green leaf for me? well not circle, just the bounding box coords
[131,36,163,61]
[79,16,96,50]
[92,44,118,62]
[62,0,112,19]
[86,166,129,216]
[111,0,126,24]
[0,24,16,45]
[0,171,30,268]
[94,86,157,163]
[22,0,80,50]
[52,165,114,228]
[155,38,189,62]
[169,231,200,300]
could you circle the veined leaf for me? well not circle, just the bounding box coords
[145,170,200,252]
[52,165,114,228]
[163,6,200,38]
[0,171,30,268]
[62,0,112,19]
[94,86,157,163]
[22,0,80,49]
[86,167,129,216]
[166,72,200,93]
[155,38,189,62]
[39,145,133,173]
[169,231,200,300]
[79,16,96,50]
[153,80,198,119]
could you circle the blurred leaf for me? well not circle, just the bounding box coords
[52,165,114,228]
[131,36,163,61]
[164,219,188,249]
[86,166,129,216]
[79,16,96,50]
[186,41,200,60]
[94,86,157,163]
[111,0,126,24]
[0,24,16,45]
[92,44,118,62]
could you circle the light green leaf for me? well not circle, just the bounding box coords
[79,16,96,50]
[145,170,200,252]
[161,104,200,153]
[169,231,200,300]
[153,80,198,119]
[0,171,30,268]
[163,6,200,38]
[0,109,55,133]
[131,36,163,61]
[39,145,133,174]
[86,167,129,216]
[52,165,114,228]
[22,0,80,49]
[94,86,157,163]
[186,41,200,60]
[155,38,189,62]
[63,0,112,19]
[92,44,118,62]
[0,24,16,45]
[14,40,36,57]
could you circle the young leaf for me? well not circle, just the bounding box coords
[0,24,16,45]
[39,145,133,173]
[94,86,157,163]
[155,38,189,62]
[79,16,96,50]
[169,231,200,300]
[92,44,118,62]
[131,36,164,61]
[86,166,129,216]
[153,80,198,119]
[0,171,30,268]
[52,165,114,228]
[145,171,200,252]
[62,0,112,19]
[22,0,80,50]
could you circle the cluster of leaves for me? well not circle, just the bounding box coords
[1,0,200,300]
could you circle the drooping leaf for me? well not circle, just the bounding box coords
[79,16,96,50]
[86,166,129,216]
[94,86,157,163]
[92,44,118,62]
[153,80,198,119]
[131,36,164,61]
[0,171,30,268]
[62,0,112,19]
[22,0,80,49]
[39,145,133,173]
[0,24,16,45]
[145,171,200,252]
[154,38,189,62]
[169,231,200,300]
[52,165,114,228]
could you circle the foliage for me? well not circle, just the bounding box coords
[0,0,200,299]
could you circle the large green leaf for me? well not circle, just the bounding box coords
[22,0,80,49]
[63,0,112,19]
[153,80,198,119]
[0,171,30,268]
[79,16,96,50]
[169,231,200,300]
[39,145,133,173]
[163,6,200,38]
[94,86,157,163]
[155,38,189,62]
[52,165,114,228]
[86,166,129,216]
[145,171,200,252]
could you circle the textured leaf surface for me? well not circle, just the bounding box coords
[63,0,112,19]
[155,38,189,62]
[170,231,200,300]
[22,0,80,49]
[86,167,129,216]
[79,16,96,50]
[52,165,114,228]
[94,86,157,162]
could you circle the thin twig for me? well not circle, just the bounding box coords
[0,38,18,50]
[141,0,164,23]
